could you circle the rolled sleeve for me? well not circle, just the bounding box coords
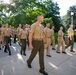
[30,25,35,34]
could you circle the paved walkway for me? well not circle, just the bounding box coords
[0,42,76,75]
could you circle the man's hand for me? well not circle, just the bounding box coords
[29,44,33,50]
[70,38,72,41]
[70,37,72,41]
[44,40,47,44]
[61,37,64,42]
[62,39,65,42]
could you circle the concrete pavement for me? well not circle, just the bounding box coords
[0,42,76,75]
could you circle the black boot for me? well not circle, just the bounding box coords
[27,61,32,68]
[62,51,66,54]
[4,46,7,53]
[39,70,48,75]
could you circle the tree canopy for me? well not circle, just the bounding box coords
[63,5,76,29]
[0,0,63,32]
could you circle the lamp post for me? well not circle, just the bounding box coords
[71,12,74,25]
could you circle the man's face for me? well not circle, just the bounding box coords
[23,26,25,29]
[6,24,8,28]
[19,24,21,28]
[2,24,4,28]
[39,16,44,23]
[47,24,50,28]
[60,27,63,30]
[52,26,55,30]
[71,25,73,28]
[28,25,30,28]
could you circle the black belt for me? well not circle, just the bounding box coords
[33,38,43,41]
[46,37,50,38]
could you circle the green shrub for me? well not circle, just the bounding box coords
[54,33,58,44]
[74,33,76,42]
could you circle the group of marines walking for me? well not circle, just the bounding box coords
[0,15,75,75]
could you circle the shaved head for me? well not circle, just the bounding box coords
[70,24,74,28]
[60,26,63,30]
[46,23,50,28]
[37,15,44,23]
